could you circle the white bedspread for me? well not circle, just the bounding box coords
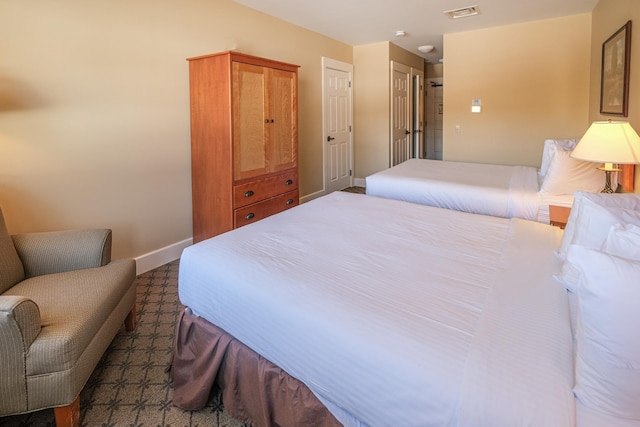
[365,158,542,221]
[179,192,576,426]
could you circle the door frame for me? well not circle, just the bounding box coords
[322,57,354,194]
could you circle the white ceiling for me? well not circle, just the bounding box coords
[233,0,599,63]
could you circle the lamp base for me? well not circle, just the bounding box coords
[599,168,620,193]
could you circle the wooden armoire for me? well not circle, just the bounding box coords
[187,51,300,243]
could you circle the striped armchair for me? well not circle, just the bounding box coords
[0,207,137,427]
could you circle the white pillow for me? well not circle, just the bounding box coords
[539,148,605,196]
[540,138,579,178]
[560,224,640,293]
[556,246,582,293]
[601,223,640,261]
[569,246,640,419]
[571,201,640,251]
[558,192,640,261]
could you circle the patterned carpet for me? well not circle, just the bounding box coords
[0,260,250,427]
[341,186,365,194]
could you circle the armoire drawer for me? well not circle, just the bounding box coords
[233,171,298,209]
[234,190,299,228]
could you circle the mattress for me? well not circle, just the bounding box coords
[178,192,577,426]
[365,158,545,221]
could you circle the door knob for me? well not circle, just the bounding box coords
[327,136,335,142]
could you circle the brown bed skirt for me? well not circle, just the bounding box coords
[171,308,342,427]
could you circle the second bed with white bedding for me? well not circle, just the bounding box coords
[178,192,576,426]
[365,158,572,222]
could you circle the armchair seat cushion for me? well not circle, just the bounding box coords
[3,259,136,376]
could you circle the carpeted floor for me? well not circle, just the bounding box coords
[341,186,365,194]
[0,260,251,427]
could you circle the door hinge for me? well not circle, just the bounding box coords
[349,81,352,88]
[349,125,352,132]
[350,170,352,176]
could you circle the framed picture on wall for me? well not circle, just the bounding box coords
[600,20,632,116]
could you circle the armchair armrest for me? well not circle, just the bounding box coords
[0,296,41,414]
[12,229,112,278]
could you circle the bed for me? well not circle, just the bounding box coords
[171,191,640,427]
[365,139,631,223]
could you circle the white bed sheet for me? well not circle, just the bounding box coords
[365,158,545,221]
[179,192,576,426]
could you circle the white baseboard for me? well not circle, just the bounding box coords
[134,238,193,275]
[354,177,366,187]
[300,189,326,204]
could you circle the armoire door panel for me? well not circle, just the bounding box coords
[268,69,297,173]
[233,62,268,181]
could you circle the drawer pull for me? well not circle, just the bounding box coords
[245,213,255,220]
[286,199,294,205]
[244,190,254,198]
[285,179,293,186]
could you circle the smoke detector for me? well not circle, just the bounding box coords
[444,5,480,19]
[395,30,407,37]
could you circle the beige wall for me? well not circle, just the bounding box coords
[589,0,640,191]
[443,14,592,167]
[389,43,426,70]
[353,42,391,178]
[0,0,351,260]
[427,64,444,79]
[353,42,425,178]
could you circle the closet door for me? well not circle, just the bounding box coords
[233,62,268,181]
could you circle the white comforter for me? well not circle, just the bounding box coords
[179,192,576,426]
[365,158,542,220]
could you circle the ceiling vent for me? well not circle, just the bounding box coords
[444,5,480,19]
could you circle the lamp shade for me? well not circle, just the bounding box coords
[571,120,640,164]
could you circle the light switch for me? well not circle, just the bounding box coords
[471,99,481,113]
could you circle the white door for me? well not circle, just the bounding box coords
[390,62,411,166]
[323,57,353,193]
[413,73,425,158]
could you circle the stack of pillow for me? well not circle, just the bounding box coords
[538,139,611,195]
[555,191,640,421]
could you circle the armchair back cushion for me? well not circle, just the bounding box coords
[12,229,112,278]
[0,208,25,294]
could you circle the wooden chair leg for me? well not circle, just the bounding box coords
[53,395,80,427]
[124,305,137,331]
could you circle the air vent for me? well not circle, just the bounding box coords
[444,5,480,19]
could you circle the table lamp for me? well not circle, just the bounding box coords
[571,120,640,193]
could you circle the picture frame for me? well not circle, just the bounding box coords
[600,20,632,116]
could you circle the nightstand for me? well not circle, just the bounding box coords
[549,205,571,229]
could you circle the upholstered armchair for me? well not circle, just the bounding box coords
[0,207,137,427]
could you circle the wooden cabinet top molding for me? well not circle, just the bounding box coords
[187,51,300,73]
